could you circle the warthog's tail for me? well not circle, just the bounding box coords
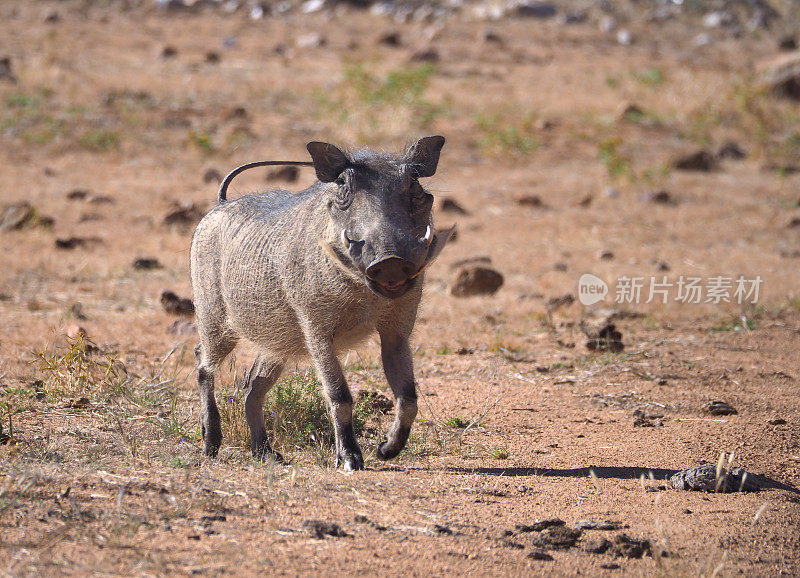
[217,161,314,204]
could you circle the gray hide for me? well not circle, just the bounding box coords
[190,136,454,470]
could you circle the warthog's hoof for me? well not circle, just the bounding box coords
[376,440,401,461]
[201,423,221,458]
[252,444,286,465]
[336,449,364,471]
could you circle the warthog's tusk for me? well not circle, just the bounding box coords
[420,225,433,246]
[341,229,351,249]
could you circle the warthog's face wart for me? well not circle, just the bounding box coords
[308,136,453,299]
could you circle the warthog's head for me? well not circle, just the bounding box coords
[309,136,454,299]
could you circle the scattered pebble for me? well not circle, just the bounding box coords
[670,463,759,492]
[167,319,197,336]
[266,166,299,183]
[546,294,574,311]
[163,201,205,227]
[439,197,469,215]
[0,56,17,83]
[514,194,545,208]
[516,1,556,19]
[584,323,624,353]
[133,257,162,270]
[704,400,737,415]
[515,518,565,533]
[56,237,102,250]
[0,202,53,230]
[603,186,619,198]
[574,520,625,531]
[303,520,348,539]
[582,538,611,554]
[160,290,195,316]
[608,534,652,558]
[717,141,747,160]
[450,266,504,297]
[296,33,326,49]
[597,249,614,261]
[410,48,439,62]
[673,149,716,172]
[639,190,675,205]
[378,31,402,47]
[767,417,787,425]
[161,45,178,59]
[203,168,223,183]
[633,409,662,427]
[532,526,582,550]
[526,549,554,560]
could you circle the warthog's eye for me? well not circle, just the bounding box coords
[409,180,432,212]
[334,175,352,210]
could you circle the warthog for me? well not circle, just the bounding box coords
[190,136,454,470]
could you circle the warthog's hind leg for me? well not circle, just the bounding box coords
[243,354,285,462]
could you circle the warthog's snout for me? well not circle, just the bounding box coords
[365,256,418,298]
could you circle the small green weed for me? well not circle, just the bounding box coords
[79,129,121,152]
[475,114,539,156]
[444,416,469,429]
[31,333,124,398]
[491,448,509,460]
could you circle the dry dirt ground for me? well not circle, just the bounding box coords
[2,1,800,575]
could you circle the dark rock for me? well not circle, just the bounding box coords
[778,36,797,51]
[546,294,574,311]
[43,9,61,23]
[582,538,611,554]
[767,417,787,425]
[450,266,504,297]
[133,257,162,270]
[516,1,557,18]
[205,51,221,64]
[56,237,102,250]
[527,549,554,560]
[161,45,178,59]
[608,534,651,558]
[532,526,582,550]
[654,260,670,272]
[787,217,800,228]
[639,190,675,205]
[303,520,348,539]
[584,323,624,353]
[163,202,205,227]
[500,539,525,549]
[717,141,747,160]
[759,52,800,100]
[0,56,17,83]
[1,202,54,230]
[632,409,662,427]
[69,303,88,321]
[222,106,248,121]
[378,31,402,47]
[515,518,565,533]
[481,29,503,44]
[577,194,592,207]
[601,563,621,569]
[704,400,737,415]
[167,319,197,336]
[203,168,223,184]
[575,520,625,531]
[673,150,716,172]
[355,390,393,413]
[439,197,469,215]
[670,464,760,492]
[266,165,299,183]
[514,194,545,207]
[597,249,614,261]
[450,256,491,270]
[433,524,453,535]
[553,262,568,272]
[410,48,439,63]
[160,290,195,316]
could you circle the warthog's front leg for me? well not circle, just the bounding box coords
[376,332,417,461]
[304,333,364,471]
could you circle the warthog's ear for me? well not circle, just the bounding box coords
[405,135,445,178]
[307,141,350,183]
